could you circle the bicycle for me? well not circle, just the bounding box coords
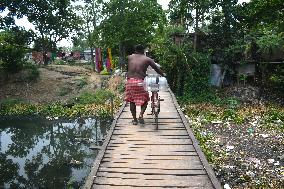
[145,75,165,130]
[125,74,167,129]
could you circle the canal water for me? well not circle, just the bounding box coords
[0,118,111,189]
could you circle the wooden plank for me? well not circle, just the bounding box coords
[94,175,212,187]
[107,144,192,150]
[108,140,191,145]
[112,131,189,138]
[124,105,176,109]
[99,158,203,169]
[109,137,192,141]
[116,118,183,124]
[109,137,191,141]
[148,106,176,110]
[102,154,201,161]
[101,154,201,161]
[116,123,185,128]
[119,112,181,119]
[112,129,188,135]
[106,144,196,152]
[104,150,197,156]
[123,108,178,113]
[93,184,212,189]
[99,163,203,170]
[114,128,186,132]
[114,127,186,131]
[96,172,207,179]
[97,167,206,175]
[104,151,198,156]
[111,134,190,139]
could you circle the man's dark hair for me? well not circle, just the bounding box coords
[134,44,145,54]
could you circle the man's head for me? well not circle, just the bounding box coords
[134,44,145,54]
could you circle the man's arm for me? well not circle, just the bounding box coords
[148,59,165,77]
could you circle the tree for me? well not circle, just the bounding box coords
[2,0,81,65]
[0,28,32,73]
[169,0,212,52]
[100,0,166,68]
[242,0,284,32]
[72,33,89,52]
[75,0,103,71]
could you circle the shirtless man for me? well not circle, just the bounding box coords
[125,44,164,125]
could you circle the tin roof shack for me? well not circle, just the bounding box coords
[170,32,207,50]
[187,32,207,50]
[245,41,284,82]
[83,49,95,61]
[24,52,33,61]
[170,32,185,46]
[260,47,284,62]
[235,62,256,85]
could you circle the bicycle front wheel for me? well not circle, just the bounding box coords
[154,112,158,130]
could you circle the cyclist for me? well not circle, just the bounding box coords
[125,44,165,125]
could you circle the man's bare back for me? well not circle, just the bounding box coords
[127,54,163,79]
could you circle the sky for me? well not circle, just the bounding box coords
[158,0,170,10]
[1,0,250,47]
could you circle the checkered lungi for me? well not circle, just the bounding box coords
[125,78,150,106]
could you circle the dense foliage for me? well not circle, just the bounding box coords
[0,28,32,73]
[148,0,283,102]
[150,25,213,102]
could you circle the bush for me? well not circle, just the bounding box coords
[53,59,66,65]
[73,90,115,105]
[76,77,88,89]
[22,61,40,81]
[58,87,73,96]
[151,27,212,101]
[67,58,76,65]
[94,89,115,104]
[0,29,32,73]
[264,107,284,123]
[173,52,215,103]
[184,52,212,97]
[117,80,125,93]
[0,98,27,109]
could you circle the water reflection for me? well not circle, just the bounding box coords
[0,118,110,189]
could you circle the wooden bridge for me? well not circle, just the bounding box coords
[83,90,222,189]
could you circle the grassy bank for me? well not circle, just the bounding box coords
[0,90,122,120]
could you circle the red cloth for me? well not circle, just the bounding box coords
[125,78,149,106]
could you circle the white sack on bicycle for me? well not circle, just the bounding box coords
[144,63,168,92]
